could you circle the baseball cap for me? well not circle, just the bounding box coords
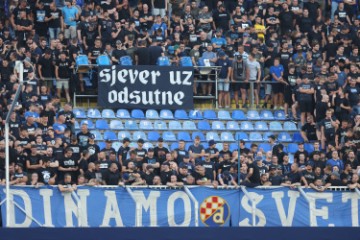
[116,40,122,45]
[148,148,154,152]
[306,161,314,167]
[123,137,130,143]
[218,51,226,57]
[89,134,95,139]
[158,137,164,142]
[137,138,144,143]
[208,140,216,146]
[268,135,276,140]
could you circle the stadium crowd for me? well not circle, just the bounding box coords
[0,0,359,191]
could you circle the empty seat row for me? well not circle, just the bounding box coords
[76,119,298,131]
[84,130,293,143]
[74,108,287,121]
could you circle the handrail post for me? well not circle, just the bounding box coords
[240,186,256,226]
[184,186,199,227]
[215,67,218,109]
[297,186,315,227]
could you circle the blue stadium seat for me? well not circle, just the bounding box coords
[80,120,95,129]
[206,132,220,141]
[132,131,147,141]
[304,143,314,153]
[284,121,298,131]
[230,143,238,152]
[118,131,131,141]
[170,142,179,151]
[92,130,103,140]
[97,141,106,150]
[95,119,109,130]
[160,109,174,119]
[258,143,271,152]
[218,110,231,120]
[260,110,274,120]
[163,131,177,141]
[148,131,161,141]
[180,56,193,66]
[254,121,268,131]
[143,142,154,150]
[198,120,211,131]
[109,120,124,130]
[288,153,294,164]
[192,132,205,141]
[185,142,193,151]
[96,55,111,65]
[203,110,218,120]
[157,56,171,66]
[247,110,260,120]
[131,109,145,119]
[232,110,247,120]
[169,120,182,130]
[104,130,117,141]
[235,132,248,141]
[139,120,154,130]
[226,121,240,130]
[87,109,101,118]
[129,142,137,148]
[249,132,263,141]
[278,132,292,142]
[154,120,167,130]
[174,110,189,120]
[145,109,159,119]
[202,143,209,149]
[73,109,87,119]
[212,121,225,130]
[124,120,138,130]
[274,110,286,120]
[75,121,80,130]
[245,143,252,149]
[112,142,121,152]
[263,132,274,141]
[240,121,254,131]
[287,143,299,154]
[292,132,304,143]
[221,132,235,142]
[183,121,197,130]
[116,109,131,118]
[269,121,283,131]
[101,109,115,118]
[178,132,191,142]
[189,110,203,120]
[119,55,133,66]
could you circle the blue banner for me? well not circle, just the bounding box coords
[0,187,359,227]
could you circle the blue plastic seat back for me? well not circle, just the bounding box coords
[263,132,274,141]
[118,131,131,141]
[95,119,109,130]
[157,56,171,66]
[235,132,248,141]
[76,55,89,66]
[111,142,121,152]
[80,120,95,129]
[139,120,154,130]
[131,109,145,119]
[258,143,271,153]
[221,132,234,142]
[87,108,101,118]
[284,121,298,131]
[73,109,86,118]
[148,131,161,141]
[102,109,115,118]
[109,120,124,130]
[178,132,191,142]
[287,143,299,154]
[218,110,231,120]
[278,132,292,142]
[119,56,133,66]
[203,110,218,120]
[124,120,138,130]
[174,110,189,120]
[96,55,111,65]
[274,110,286,120]
[241,121,254,131]
[170,142,179,151]
[212,121,225,130]
[116,109,131,118]
[269,121,283,131]
[75,121,80,130]
[154,120,167,130]
[230,143,238,152]
[104,130,117,140]
[133,131,147,141]
[180,56,193,66]
[198,120,211,131]
[97,141,106,150]
[189,110,203,120]
[143,142,154,150]
[92,130,103,140]
[206,132,220,141]
[292,132,304,143]
[163,131,177,141]
[232,110,247,120]
[247,110,260,120]
[255,121,268,131]
[304,143,315,153]
[192,132,205,141]
[169,120,182,130]
[183,121,197,130]
[160,109,174,119]
[249,132,263,141]
[145,109,159,119]
[260,110,274,120]
[226,121,240,130]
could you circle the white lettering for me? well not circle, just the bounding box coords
[308,192,333,227]
[129,90,141,104]
[62,191,90,227]
[239,192,266,226]
[342,192,360,226]
[100,191,124,227]
[167,192,191,226]
[139,70,150,84]
[272,191,300,226]
[40,189,54,227]
[151,71,160,84]
[133,191,161,226]
[174,92,184,105]
[182,71,193,85]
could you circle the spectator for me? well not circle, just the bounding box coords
[58,173,77,192]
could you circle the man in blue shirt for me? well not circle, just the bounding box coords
[326,150,344,172]
[216,51,232,108]
[211,29,226,51]
[62,0,79,39]
[269,57,287,110]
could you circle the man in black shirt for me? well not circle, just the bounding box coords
[55,51,71,102]
[103,163,122,185]
[111,40,127,64]
[205,140,219,162]
[301,115,318,142]
[58,147,78,181]
[117,137,130,166]
[135,40,150,65]
[320,109,339,149]
[26,145,43,175]
[175,140,189,164]
[77,123,92,149]
[154,137,169,164]
[298,76,315,125]
[15,10,33,46]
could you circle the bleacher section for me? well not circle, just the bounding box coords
[74,108,305,162]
